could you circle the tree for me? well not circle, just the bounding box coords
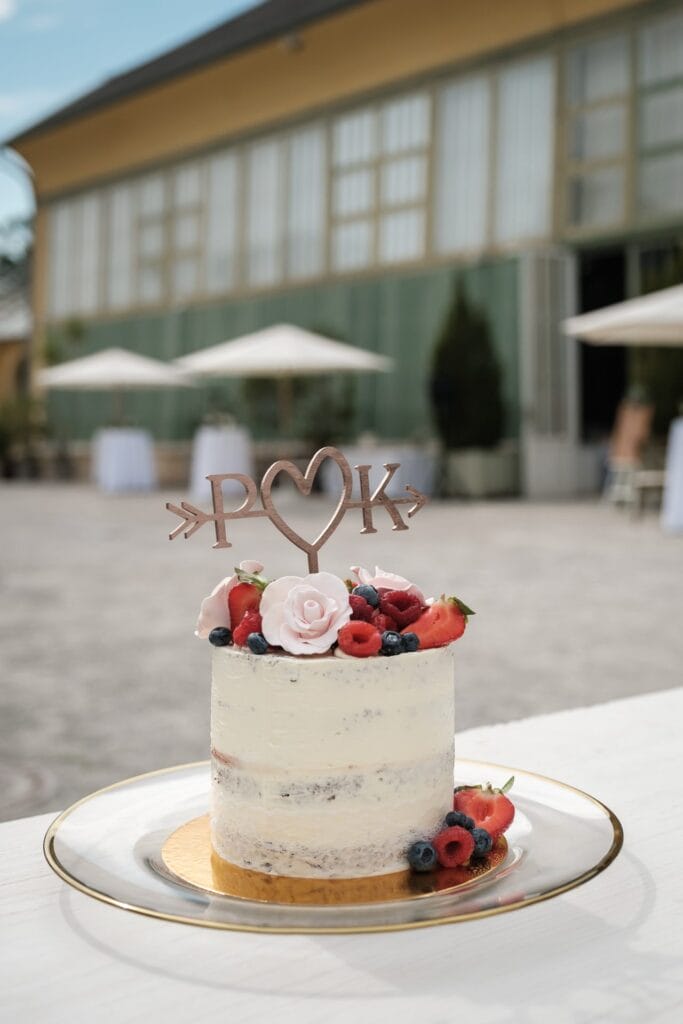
[430,282,504,450]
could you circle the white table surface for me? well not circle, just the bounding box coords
[662,417,683,532]
[190,425,254,503]
[2,688,681,1024]
[92,428,157,494]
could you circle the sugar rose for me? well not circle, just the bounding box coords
[350,565,425,604]
[195,560,264,638]
[260,572,352,655]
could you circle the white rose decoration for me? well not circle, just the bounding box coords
[195,560,264,638]
[260,572,351,655]
[350,565,425,604]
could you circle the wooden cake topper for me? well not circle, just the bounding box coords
[166,446,427,573]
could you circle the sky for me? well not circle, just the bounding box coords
[0,0,259,235]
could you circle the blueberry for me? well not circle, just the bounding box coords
[407,840,438,872]
[208,627,233,647]
[401,632,420,653]
[445,810,475,830]
[352,584,379,607]
[380,630,403,656]
[247,632,268,655]
[471,827,493,857]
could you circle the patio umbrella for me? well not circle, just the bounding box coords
[175,324,393,430]
[37,346,194,422]
[563,285,683,345]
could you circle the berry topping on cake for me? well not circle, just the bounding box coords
[444,809,475,830]
[407,840,438,872]
[208,627,233,647]
[378,590,423,628]
[453,777,515,838]
[400,631,420,653]
[233,610,263,647]
[338,621,382,658]
[228,582,262,630]
[247,632,268,655]
[351,584,380,607]
[371,610,397,633]
[380,630,403,656]
[470,827,494,857]
[349,594,375,622]
[405,595,474,649]
[432,825,475,868]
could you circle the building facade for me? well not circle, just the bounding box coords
[8,0,683,493]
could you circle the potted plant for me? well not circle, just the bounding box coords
[430,283,517,497]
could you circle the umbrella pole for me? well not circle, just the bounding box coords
[277,377,293,436]
[112,388,125,426]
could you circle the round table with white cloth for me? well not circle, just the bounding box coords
[661,416,683,532]
[190,425,254,503]
[92,428,157,494]
[322,444,437,499]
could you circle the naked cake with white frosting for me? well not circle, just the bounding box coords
[196,561,475,880]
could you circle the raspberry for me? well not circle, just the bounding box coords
[337,621,382,658]
[233,610,263,647]
[371,610,396,633]
[349,594,374,622]
[379,590,422,629]
[432,825,475,868]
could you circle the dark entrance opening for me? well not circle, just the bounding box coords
[577,248,627,442]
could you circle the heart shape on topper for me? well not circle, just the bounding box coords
[260,447,353,572]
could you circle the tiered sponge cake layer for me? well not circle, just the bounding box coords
[210,646,456,879]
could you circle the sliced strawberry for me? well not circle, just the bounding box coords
[378,590,422,628]
[232,610,263,647]
[432,825,475,868]
[453,777,515,838]
[228,582,261,629]
[338,621,382,657]
[404,595,474,649]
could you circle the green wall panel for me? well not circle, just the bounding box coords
[47,258,519,443]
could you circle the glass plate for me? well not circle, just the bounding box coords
[43,759,623,934]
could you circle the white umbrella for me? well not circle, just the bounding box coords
[38,346,195,389]
[176,323,393,429]
[38,346,194,424]
[563,285,683,345]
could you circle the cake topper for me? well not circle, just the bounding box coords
[166,446,427,573]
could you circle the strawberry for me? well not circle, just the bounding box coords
[233,610,263,647]
[228,582,261,629]
[378,590,422,629]
[404,595,474,649]
[349,594,374,622]
[453,777,515,838]
[338,621,382,658]
[432,825,475,868]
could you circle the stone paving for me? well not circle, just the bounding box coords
[1,482,681,821]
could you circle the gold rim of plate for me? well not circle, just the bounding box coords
[43,758,624,935]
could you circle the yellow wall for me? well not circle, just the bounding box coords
[15,0,639,199]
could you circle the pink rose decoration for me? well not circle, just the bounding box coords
[350,565,425,604]
[195,560,264,638]
[260,572,352,655]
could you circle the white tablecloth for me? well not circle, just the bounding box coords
[92,428,157,493]
[2,687,681,1024]
[322,445,437,498]
[190,425,254,503]
[661,417,683,532]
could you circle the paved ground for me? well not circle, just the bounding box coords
[1,482,681,821]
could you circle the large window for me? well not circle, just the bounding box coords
[45,6,683,322]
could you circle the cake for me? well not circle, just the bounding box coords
[196,560,476,880]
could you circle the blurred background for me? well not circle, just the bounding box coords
[1,0,682,822]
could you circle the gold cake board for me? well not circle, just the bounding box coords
[161,815,507,906]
